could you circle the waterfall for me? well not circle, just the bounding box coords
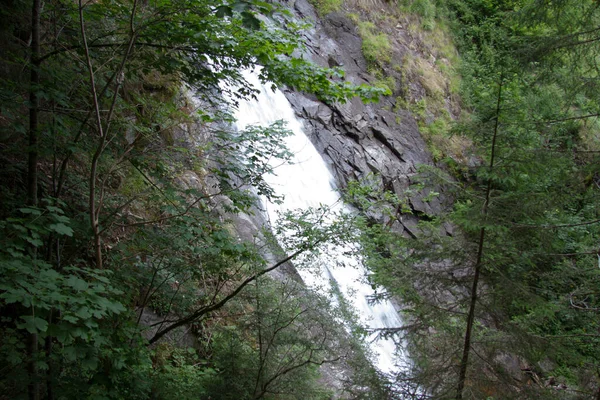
[232,69,405,376]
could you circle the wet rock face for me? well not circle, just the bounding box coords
[284,1,448,234]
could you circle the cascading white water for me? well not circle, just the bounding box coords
[232,69,405,375]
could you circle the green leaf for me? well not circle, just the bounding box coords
[214,5,232,18]
[1,287,28,305]
[25,237,43,247]
[55,328,68,344]
[66,276,88,291]
[62,314,79,324]
[81,356,98,371]
[19,207,42,215]
[63,346,77,361]
[18,316,49,334]
[48,223,73,237]
[75,306,92,319]
[45,205,64,214]
[241,11,260,30]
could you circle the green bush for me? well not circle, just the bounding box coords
[309,0,343,15]
[374,76,397,94]
[400,0,437,30]
[409,0,436,19]
[358,22,392,66]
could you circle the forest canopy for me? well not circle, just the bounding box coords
[361,0,600,398]
[0,0,386,398]
[1,0,600,399]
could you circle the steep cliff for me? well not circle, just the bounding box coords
[282,0,454,237]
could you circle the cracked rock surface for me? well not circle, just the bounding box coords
[284,1,450,235]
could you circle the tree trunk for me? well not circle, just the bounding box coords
[456,74,503,399]
[28,0,40,206]
[27,0,41,398]
[79,0,138,269]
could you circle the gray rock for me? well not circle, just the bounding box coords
[284,0,449,235]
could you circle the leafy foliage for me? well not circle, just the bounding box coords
[358,21,393,68]
[350,0,600,398]
[0,0,389,398]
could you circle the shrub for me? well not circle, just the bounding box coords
[309,0,343,15]
[399,0,437,30]
[358,21,392,66]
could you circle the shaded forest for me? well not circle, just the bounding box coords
[1,0,600,399]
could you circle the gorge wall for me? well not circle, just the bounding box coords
[281,0,452,237]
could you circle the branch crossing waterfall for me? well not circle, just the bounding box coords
[232,69,406,377]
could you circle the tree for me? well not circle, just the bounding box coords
[0,0,388,397]
[207,276,347,400]
[347,0,600,398]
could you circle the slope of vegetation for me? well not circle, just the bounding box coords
[346,0,600,398]
[344,0,470,165]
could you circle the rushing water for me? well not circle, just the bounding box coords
[232,69,404,375]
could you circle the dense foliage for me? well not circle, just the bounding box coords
[0,0,389,398]
[356,0,600,398]
[3,0,600,398]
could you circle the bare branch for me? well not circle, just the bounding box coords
[148,243,317,344]
[512,219,600,229]
[79,0,139,268]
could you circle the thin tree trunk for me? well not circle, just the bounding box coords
[456,73,503,399]
[596,370,600,400]
[28,0,40,206]
[45,315,54,400]
[253,281,263,398]
[27,330,39,400]
[27,0,41,398]
[78,0,138,269]
[78,0,105,269]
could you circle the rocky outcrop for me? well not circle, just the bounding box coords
[283,1,450,236]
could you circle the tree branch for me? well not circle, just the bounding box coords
[79,0,138,268]
[148,244,315,344]
[512,218,600,229]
